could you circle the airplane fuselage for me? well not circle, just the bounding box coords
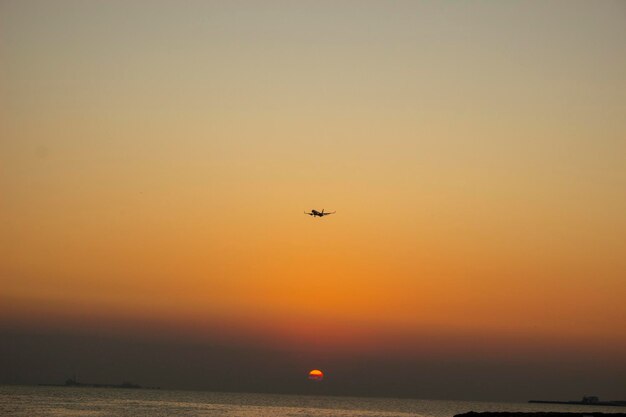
[305,209,335,217]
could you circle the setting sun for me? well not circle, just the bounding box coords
[308,370,324,382]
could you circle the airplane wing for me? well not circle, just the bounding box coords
[304,211,313,215]
[323,211,336,215]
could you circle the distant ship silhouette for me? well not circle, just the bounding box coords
[39,374,159,390]
[529,396,625,407]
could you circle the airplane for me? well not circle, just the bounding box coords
[304,209,336,217]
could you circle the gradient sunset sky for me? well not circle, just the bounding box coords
[1,0,625,400]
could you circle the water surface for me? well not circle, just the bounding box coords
[1,385,624,417]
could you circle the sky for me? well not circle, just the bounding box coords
[1,0,625,401]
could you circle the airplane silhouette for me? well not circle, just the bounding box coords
[304,209,336,217]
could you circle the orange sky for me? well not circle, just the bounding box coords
[1,1,626,363]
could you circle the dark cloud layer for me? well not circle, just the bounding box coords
[1,327,624,402]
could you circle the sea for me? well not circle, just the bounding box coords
[1,385,624,417]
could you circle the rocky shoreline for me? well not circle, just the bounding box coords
[455,413,626,417]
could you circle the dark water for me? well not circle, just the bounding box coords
[1,385,624,417]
